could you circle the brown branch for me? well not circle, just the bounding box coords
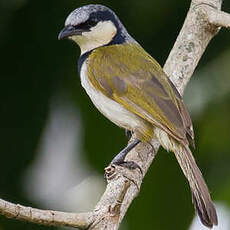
[0,198,93,228]
[0,0,227,229]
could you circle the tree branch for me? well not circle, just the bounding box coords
[0,198,93,228]
[0,0,228,229]
[164,0,221,94]
[206,8,230,28]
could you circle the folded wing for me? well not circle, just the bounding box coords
[87,43,194,145]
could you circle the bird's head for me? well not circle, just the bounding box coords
[58,4,135,54]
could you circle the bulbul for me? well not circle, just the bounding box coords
[58,4,217,228]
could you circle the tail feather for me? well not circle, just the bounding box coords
[173,145,218,228]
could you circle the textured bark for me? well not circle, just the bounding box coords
[0,0,228,229]
[0,198,93,228]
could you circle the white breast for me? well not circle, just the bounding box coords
[80,61,142,130]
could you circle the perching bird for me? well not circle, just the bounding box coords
[58,4,217,228]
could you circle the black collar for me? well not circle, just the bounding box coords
[77,32,126,75]
[77,50,92,75]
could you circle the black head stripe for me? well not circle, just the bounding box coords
[74,18,98,31]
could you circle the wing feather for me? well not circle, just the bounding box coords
[87,43,194,144]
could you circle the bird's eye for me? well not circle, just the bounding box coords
[75,18,98,31]
[86,18,98,27]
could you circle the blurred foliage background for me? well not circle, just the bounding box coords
[0,0,230,230]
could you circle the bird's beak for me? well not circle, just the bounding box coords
[58,25,86,40]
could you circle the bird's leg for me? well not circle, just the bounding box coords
[125,129,133,141]
[110,139,142,173]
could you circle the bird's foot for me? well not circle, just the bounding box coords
[104,139,142,179]
[104,161,142,180]
[112,160,142,173]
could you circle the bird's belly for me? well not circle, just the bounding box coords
[80,62,142,130]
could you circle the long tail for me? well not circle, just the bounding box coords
[173,144,218,228]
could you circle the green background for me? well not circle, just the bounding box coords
[0,0,230,229]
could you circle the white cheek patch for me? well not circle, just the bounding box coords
[72,20,117,54]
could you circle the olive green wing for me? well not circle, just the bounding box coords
[88,44,194,144]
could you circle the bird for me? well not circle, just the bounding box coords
[58,4,218,228]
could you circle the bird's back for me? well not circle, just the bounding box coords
[87,43,194,145]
